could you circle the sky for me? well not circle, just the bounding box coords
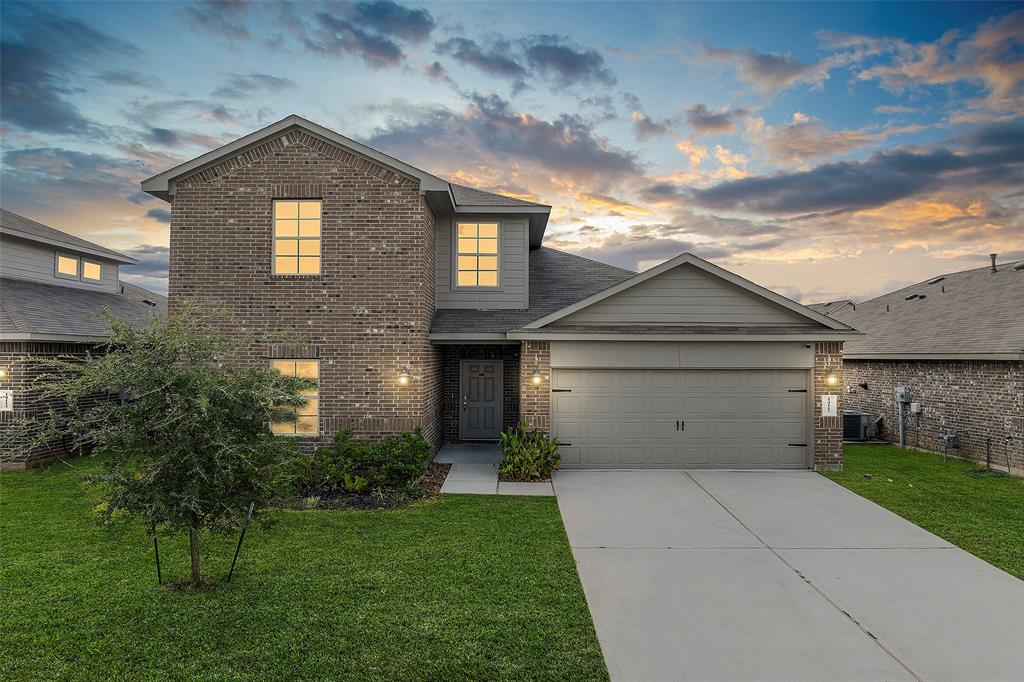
[1,1,1022,301]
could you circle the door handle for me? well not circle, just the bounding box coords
[680,420,685,431]
[676,420,680,431]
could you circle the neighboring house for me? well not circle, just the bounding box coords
[825,258,1024,473]
[806,299,855,317]
[141,115,857,471]
[0,209,167,469]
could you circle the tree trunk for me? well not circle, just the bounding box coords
[188,527,201,585]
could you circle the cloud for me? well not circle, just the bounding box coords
[348,0,435,43]
[746,112,923,165]
[212,72,296,98]
[686,103,747,135]
[303,11,405,67]
[622,93,677,140]
[120,245,170,293]
[689,122,1024,215]
[183,0,252,41]
[145,209,171,224]
[841,10,1024,114]
[699,41,833,95]
[94,70,162,88]
[521,34,616,87]
[434,37,527,84]
[367,93,640,185]
[0,4,139,136]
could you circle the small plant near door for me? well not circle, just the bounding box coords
[498,421,560,481]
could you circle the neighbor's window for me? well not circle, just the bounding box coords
[82,260,102,282]
[56,254,79,278]
[273,200,321,275]
[456,222,499,287]
[271,359,319,435]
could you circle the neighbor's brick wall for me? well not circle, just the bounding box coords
[440,344,520,442]
[169,129,442,448]
[0,342,107,469]
[844,359,1023,473]
[520,341,550,434]
[813,341,844,471]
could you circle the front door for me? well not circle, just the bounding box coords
[461,360,503,440]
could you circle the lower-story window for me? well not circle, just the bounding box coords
[271,359,319,435]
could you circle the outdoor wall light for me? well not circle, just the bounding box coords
[398,367,411,386]
[825,369,839,387]
[531,370,543,386]
[0,367,7,379]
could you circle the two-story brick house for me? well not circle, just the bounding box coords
[142,115,857,470]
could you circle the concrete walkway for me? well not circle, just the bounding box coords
[434,444,553,496]
[555,469,1024,682]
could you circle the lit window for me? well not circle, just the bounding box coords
[273,200,321,275]
[57,254,79,278]
[271,359,319,435]
[82,260,102,282]
[456,222,499,287]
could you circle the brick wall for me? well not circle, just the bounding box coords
[844,359,1023,473]
[813,341,844,471]
[520,341,551,434]
[0,341,106,469]
[440,344,520,442]
[169,129,442,448]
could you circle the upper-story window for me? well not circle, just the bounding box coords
[56,254,79,279]
[82,260,102,282]
[273,200,321,275]
[456,222,499,287]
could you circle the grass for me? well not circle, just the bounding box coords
[825,444,1024,579]
[0,459,608,681]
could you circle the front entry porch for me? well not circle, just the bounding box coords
[434,443,553,496]
[440,344,521,443]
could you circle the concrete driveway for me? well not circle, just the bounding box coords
[554,469,1024,682]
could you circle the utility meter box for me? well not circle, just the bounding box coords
[896,386,911,403]
[910,402,923,414]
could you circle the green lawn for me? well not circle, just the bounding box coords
[0,460,608,681]
[825,444,1024,579]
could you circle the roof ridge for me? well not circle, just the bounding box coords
[856,258,1024,305]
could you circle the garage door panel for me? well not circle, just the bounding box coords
[553,368,810,469]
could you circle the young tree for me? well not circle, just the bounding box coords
[7,304,313,586]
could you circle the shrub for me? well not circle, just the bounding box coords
[499,422,560,481]
[287,427,432,495]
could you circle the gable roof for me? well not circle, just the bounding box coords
[0,277,165,342]
[833,260,1024,359]
[430,247,634,338]
[450,183,549,209]
[807,299,855,316]
[522,252,855,333]
[0,209,136,264]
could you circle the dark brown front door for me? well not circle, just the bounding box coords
[461,360,503,440]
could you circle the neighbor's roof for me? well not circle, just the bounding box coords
[833,260,1024,360]
[0,277,166,342]
[0,209,136,264]
[431,247,634,337]
[806,299,855,316]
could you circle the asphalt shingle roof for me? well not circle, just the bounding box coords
[431,247,634,334]
[0,277,166,339]
[0,209,136,263]
[832,261,1024,356]
[449,184,550,208]
[806,299,855,316]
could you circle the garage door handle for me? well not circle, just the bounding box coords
[677,420,685,431]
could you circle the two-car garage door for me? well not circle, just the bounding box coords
[552,369,809,469]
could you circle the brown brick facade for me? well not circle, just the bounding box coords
[440,344,520,442]
[520,341,551,434]
[0,342,107,469]
[169,130,442,448]
[844,359,1023,474]
[813,341,844,471]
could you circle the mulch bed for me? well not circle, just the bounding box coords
[292,462,452,511]
[498,473,551,483]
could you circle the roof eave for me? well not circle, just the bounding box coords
[845,352,1023,361]
[0,227,137,264]
[141,114,450,202]
[0,332,108,343]
[507,330,863,342]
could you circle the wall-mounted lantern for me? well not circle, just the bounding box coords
[0,367,8,380]
[531,370,543,386]
[398,367,411,386]
[825,369,839,387]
